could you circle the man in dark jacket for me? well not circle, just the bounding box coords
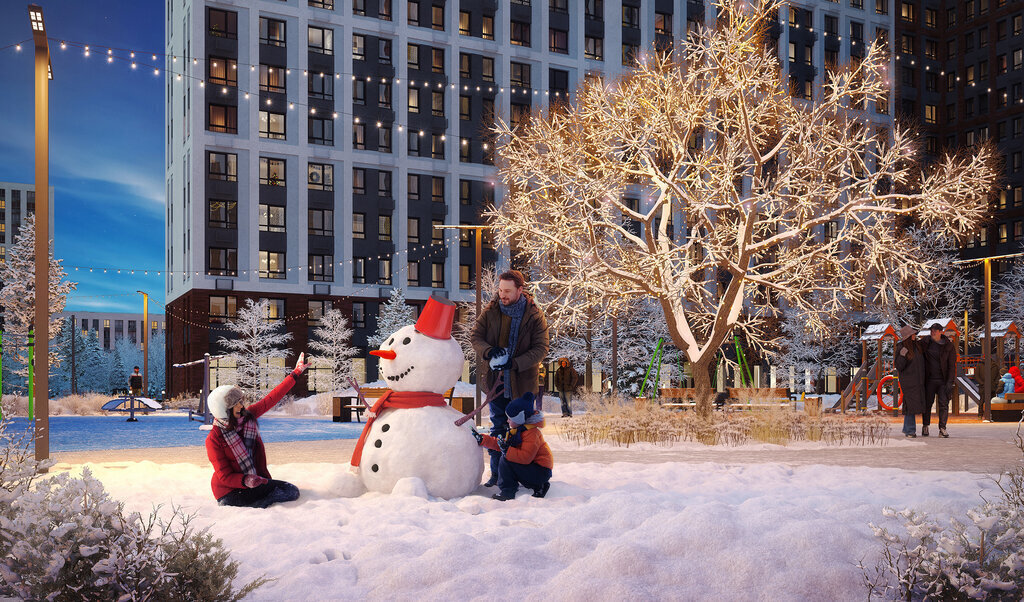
[922,323,956,437]
[895,325,926,438]
[553,357,580,417]
[471,270,550,487]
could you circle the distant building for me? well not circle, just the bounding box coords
[54,311,167,351]
[0,181,57,332]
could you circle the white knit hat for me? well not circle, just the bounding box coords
[207,385,244,420]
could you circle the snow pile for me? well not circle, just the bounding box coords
[46,459,995,600]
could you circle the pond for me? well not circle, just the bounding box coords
[2,414,364,452]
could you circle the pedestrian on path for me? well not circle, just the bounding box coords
[205,352,312,508]
[922,323,955,438]
[895,325,926,438]
[129,366,143,399]
[554,357,580,417]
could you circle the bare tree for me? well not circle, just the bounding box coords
[308,308,358,393]
[217,299,293,401]
[489,0,997,415]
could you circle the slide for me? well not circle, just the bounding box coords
[101,397,163,412]
[955,375,981,405]
[834,358,881,410]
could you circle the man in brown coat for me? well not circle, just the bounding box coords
[554,357,580,417]
[470,270,550,487]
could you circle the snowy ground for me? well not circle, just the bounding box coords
[65,454,1005,601]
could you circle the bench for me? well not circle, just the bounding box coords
[656,388,697,410]
[725,387,797,411]
[333,387,469,422]
[990,393,1024,421]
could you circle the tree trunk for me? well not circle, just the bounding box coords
[692,356,715,419]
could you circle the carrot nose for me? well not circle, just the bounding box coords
[370,349,397,360]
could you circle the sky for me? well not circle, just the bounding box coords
[0,1,165,314]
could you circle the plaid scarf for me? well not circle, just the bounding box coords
[498,295,527,395]
[215,415,260,476]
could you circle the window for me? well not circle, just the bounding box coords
[460,225,470,247]
[259,64,286,93]
[353,34,366,60]
[925,104,937,124]
[460,179,471,205]
[460,95,471,120]
[924,7,936,27]
[622,44,639,66]
[622,5,639,28]
[408,0,419,24]
[876,0,888,14]
[924,39,937,59]
[947,7,956,27]
[999,223,1008,244]
[925,71,938,91]
[432,220,443,244]
[901,34,914,54]
[309,71,334,99]
[432,176,444,202]
[479,57,494,83]
[585,0,603,19]
[378,125,392,153]
[379,39,392,64]
[208,57,237,86]
[408,217,420,243]
[408,43,420,69]
[1015,15,1023,36]
[900,1,914,22]
[309,117,334,145]
[308,26,333,54]
[309,0,334,8]
[551,0,568,10]
[353,258,366,283]
[208,199,237,229]
[259,111,286,139]
[408,87,420,113]
[460,53,471,78]
[208,8,237,39]
[432,48,444,73]
[309,209,334,235]
[550,29,568,54]
[208,152,237,181]
[353,123,366,149]
[460,265,471,289]
[409,132,422,156]
[431,263,444,287]
[379,0,392,20]
[353,0,366,15]
[980,27,989,48]
[352,302,366,327]
[261,298,286,322]
[260,157,286,186]
[511,21,530,47]
[353,212,366,238]
[308,255,334,281]
[432,5,444,30]
[482,15,494,40]
[209,295,238,322]
[511,62,531,87]
[585,36,604,60]
[432,90,445,116]
[259,204,286,232]
[408,262,420,286]
[208,248,237,276]
[379,214,392,240]
[260,251,286,279]
[259,17,286,46]
[655,12,671,35]
[459,10,470,35]
[379,170,392,197]
[353,80,366,104]
[207,104,237,134]
[308,300,331,327]
[431,134,445,159]
[408,174,422,201]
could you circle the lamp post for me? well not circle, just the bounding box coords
[434,223,491,426]
[137,291,149,396]
[29,4,52,462]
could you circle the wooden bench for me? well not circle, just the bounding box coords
[991,393,1024,421]
[656,388,697,410]
[334,387,468,422]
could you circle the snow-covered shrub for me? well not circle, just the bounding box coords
[51,393,109,416]
[163,393,200,411]
[0,417,270,600]
[863,423,1024,600]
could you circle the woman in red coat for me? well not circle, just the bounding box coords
[205,353,311,507]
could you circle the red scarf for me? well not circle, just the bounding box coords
[350,390,447,467]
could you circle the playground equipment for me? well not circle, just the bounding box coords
[639,338,690,398]
[876,374,902,411]
[836,323,897,412]
[171,352,227,428]
[101,396,163,421]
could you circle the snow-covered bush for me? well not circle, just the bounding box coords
[863,423,1024,600]
[0,417,270,600]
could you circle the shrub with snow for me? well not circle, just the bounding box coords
[0,418,269,600]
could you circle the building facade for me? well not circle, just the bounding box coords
[54,311,167,351]
[164,0,896,396]
[0,181,55,271]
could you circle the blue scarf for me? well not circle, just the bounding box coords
[498,295,528,396]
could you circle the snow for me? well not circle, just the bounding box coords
[58,458,999,600]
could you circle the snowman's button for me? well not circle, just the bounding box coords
[374,439,382,448]
[381,424,390,432]
[371,464,379,472]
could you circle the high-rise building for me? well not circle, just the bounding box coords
[164,0,895,396]
[0,181,54,272]
[896,1,1024,279]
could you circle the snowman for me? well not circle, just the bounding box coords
[349,294,484,499]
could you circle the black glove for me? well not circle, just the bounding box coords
[484,347,499,360]
[471,428,483,445]
[494,360,515,371]
[497,436,510,454]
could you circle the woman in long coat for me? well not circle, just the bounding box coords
[894,325,926,438]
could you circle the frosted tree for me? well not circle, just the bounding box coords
[107,343,126,394]
[367,288,416,347]
[217,299,293,401]
[453,264,500,375]
[0,213,77,375]
[993,246,1024,327]
[147,330,166,395]
[308,308,358,393]
[776,306,859,392]
[866,227,979,328]
[489,0,998,415]
[77,330,107,393]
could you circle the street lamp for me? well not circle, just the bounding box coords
[434,223,491,425]
[137,291,149,397]
[954,251,1024,423]
[29,3,52,462]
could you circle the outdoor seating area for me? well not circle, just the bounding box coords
[332,387,475,422]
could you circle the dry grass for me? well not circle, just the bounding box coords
[163,393,199,411]
[559,393,892,448]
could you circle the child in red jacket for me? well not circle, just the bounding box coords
[477,392,553,501]
[205,353,311,508]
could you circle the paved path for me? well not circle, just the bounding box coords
[49,419,1024,475]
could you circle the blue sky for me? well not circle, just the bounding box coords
[0,1,165,314]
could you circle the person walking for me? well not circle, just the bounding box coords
[553,357,580,417]
[128,366,143,399]
[922,323,956,438]
[470,269,550,487]
[895,325,926,438]
[205,352,312,508]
